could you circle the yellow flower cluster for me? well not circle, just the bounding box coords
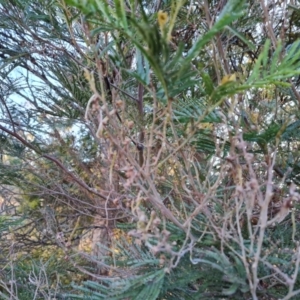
[157,10,168,28]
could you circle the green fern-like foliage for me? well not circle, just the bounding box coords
[64,238,251,300]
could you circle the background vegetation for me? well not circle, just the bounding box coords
[1,0,300,299]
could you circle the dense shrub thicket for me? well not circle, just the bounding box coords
[1,0,300,299]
